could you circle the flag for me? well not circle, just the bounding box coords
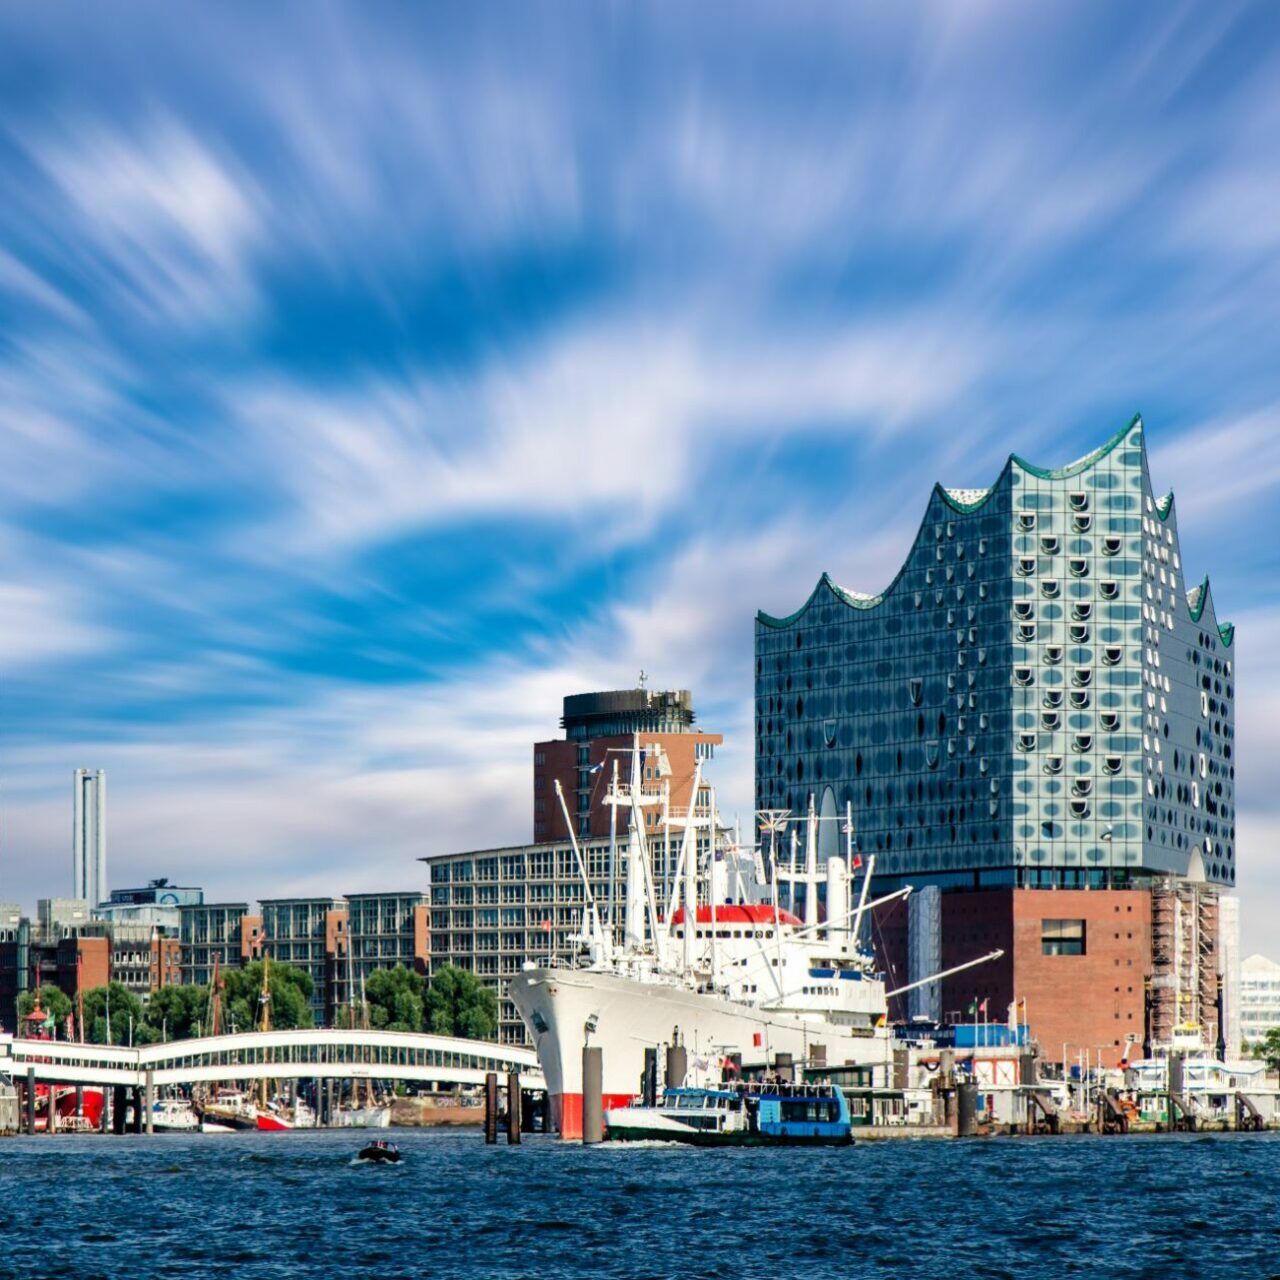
[587,762,604,775]
[851,853,863,870]
[752,1031,763,1048]
[978,997,989,1016]
[967,999,978,1016]
[541,919,552,933]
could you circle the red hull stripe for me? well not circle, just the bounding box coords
[553,1092,636,1141]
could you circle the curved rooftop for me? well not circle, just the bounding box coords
[758,413,1233,646]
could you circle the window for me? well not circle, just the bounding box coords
[1042,919,1086,956]
[1070,624,1089,643]
[1072,667,1092,687]
[1043,755,1063,775]
[1044,645,1063,664]
[1042,710,1061,730]
[1017,513,1037,532]
[1017,733,1036,752]
[1041,580,1061,599]
[1073,515,1092,533]
[1014,601,1034,620]
[1018,623,1037,642]
[1073,603,1093,621]
[1102,536,1122,556]
[1069,492,1089,512]
[1017,557,1036,576]
[1043,689,1063,708]
[1073,733,1093,753]
[1072,778,1093,797]
[1100,580,1119,599]
[1014,666,1034,686]
[1069,558,1088,578]
[1100,712,1120,731]
[1070,799,1090,818]
[1103,754,1123,775]
[1070,690,1090,709]
[1103,646,1123,666]
[1041,536,1060,555]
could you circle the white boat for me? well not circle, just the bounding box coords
[332,1105,392,1129]
[510,760,997,1138]
[151,1098,200,1132]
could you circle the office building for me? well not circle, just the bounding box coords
[1240,955,1280,1048]
[72,768,107,908]
[179,902,261,987]
[337,892,429,1015]
[755,417,1236,1064]
[534,685,721,841]
[94,879,204,931]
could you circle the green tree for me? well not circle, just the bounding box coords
[1257,1028,1280,1073]
[363,966,425,1032]
[145,983,211,1040]
[81,983,149,1046]
[18,985,73,1033]
[424,965,497,1041]
[221,960,314,1032]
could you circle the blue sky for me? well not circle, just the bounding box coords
[1,3,1279,949]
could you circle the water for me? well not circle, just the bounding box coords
[3,1128,1279,1279]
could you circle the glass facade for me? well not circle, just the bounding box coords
[755,416,1235,890]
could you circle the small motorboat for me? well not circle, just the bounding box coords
[356,1140,401,1164]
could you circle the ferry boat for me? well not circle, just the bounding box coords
[510,758,998,1138]
[605,1081,853,1147]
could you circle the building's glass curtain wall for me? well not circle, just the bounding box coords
[755,417,1235,891]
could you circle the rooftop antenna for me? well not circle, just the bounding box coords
[638,669,648,690]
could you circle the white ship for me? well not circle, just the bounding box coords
[509,754,995,1138]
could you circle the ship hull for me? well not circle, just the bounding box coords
[509,968,890,1139]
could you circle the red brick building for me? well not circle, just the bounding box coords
[534,687,722,842]
[876,886,1215,1068]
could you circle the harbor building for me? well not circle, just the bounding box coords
[1239,954,1280,1048]
[259,897,347,1024]
[94,879,204,931]
[72,768,107,909]
[179,902,261,987]
[755,416,1237,1065]
[0,900,180,1031]
[534,685,721,841]
[423,829,714,1046]
[336,891,429,1015]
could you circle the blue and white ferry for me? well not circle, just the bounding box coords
[604,1081,854,1147]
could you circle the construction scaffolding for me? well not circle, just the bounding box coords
[1149,883,1220,1053]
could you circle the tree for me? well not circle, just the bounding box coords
[424,965,497,1041]
[81,983,149,1046]
[1257,1028,1280,1074]
[145,983,210,1040]
[18,985,73,1034]
[364,966,425,1032]
[221,960,314,1032]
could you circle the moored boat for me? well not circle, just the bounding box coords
[605,1081,854,1147]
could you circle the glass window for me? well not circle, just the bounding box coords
[1042,919,1086,956]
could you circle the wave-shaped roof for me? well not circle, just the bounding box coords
[758,414,1233,646]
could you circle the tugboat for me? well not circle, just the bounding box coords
[356,1140,401,1164]
[605,1081,854,1147]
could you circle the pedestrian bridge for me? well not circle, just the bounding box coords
[0,1029,543,1091]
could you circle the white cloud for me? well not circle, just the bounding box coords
[1150,409,1280,522]
[26,114,263,327]
[230,309,989,554]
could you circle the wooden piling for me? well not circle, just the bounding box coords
[24,1068,36,1135]
[144,1071,155,1135]
[484,1071,499,1144]
[506,1072,521,1145]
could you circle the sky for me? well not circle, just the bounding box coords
[1,3,1278,950]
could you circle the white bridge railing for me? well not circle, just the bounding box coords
[0,1029,543,1090]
